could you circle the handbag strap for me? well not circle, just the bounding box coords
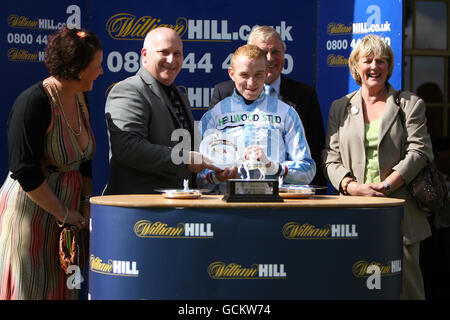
[394,90,403,106]
[394,90,404,122]
[394,89,407,136]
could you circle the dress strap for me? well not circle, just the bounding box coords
[42,81,58,109]
[75,94,86,121]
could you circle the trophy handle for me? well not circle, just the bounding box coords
[258,167,266,180]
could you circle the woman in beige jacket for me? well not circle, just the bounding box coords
[322,35,433,299]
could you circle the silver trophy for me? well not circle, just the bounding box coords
[200,130,282,202]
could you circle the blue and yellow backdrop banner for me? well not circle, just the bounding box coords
[0,1,403,195]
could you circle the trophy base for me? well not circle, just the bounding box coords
[223,179,283,202]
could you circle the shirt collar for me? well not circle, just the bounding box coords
[264,75,281,96]
[232,88,266,106]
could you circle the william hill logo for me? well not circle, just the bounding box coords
[327,54,348,67]
[7,48,38,62]
[7,14,38,29]
[352,259,402,278]
[90,255,139,277]
[327,22,353,35]
[134,220,214,238]
[207,262,287,279]
[106,13,187,40]
[326,21,391,35]
[282,222,358,239]
[353,259,402,290]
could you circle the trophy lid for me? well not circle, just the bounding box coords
[199,133,243,169]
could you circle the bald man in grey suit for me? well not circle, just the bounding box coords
[104,27,219,195]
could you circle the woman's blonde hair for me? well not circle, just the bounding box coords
[348,34,394,86]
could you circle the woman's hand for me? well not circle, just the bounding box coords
[27,181,88,230]
[347,181,386,197]
[63,208,88,230]
[79,201,90,227]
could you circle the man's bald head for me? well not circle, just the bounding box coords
[141,27,183,86]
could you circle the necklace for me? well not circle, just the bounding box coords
[51,78,82,136]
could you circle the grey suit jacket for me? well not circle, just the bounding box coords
[322,85,433,244]
[104,67,195,195]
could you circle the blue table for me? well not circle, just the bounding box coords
[88,194,404,300]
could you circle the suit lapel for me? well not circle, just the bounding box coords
[178,87,195,133]
[279,76,286,99]
[349,89,365,145]
[379,85,400,146]
[138,67,183,128]
[279,76,290,105]
[348,90,366,181]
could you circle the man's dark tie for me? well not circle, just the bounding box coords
[163,85,189,130]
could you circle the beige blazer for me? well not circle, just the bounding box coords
[322,85,433,244]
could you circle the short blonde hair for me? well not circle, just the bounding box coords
[348,34,394,86]
[230,44,267,69]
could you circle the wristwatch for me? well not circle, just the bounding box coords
[383,181,391,193]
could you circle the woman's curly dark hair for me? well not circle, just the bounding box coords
[45,26,102,80]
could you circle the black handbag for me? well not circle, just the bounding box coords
[408,162,448,213]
